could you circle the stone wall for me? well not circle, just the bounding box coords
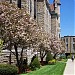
[37,0,51,34]
[37,0,44,28]
[44,0,51,34]
[51,14,57,36]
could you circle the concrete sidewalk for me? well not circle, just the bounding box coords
[63,59,75,75]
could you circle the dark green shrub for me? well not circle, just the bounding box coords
[46,52,53,63]
[30,57,40,70]
[67,55,71,59]
[61,56,66,59]
[0,64,18,75]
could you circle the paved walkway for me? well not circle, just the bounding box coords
[63,59,75,75]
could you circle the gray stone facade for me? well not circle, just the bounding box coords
[25,0,61,39]
[37,0,51,34]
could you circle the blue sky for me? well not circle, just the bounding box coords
[49,0,74,37]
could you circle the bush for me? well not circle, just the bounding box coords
[48,59,56,65]
[46,52,53,63]
[0,64,18,75]
[67,55,71,59]
[30,57,40,70]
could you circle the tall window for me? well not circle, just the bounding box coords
[73,38,75,42]
[63,39,65,42]
[66,38,68,43]
[66,44,68,51]
[30,0,32,16]
[17,0,21,8]
[34,0,36,19]
[73,44,75,50]
[59,34,60,38]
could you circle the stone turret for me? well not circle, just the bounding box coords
[54,0,61,39]
[50,0,61,40]
[54,0,61,20]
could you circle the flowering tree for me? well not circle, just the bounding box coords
[0,2,65,70]
[0,2,39,72]
[60,40,66,53]
[50,34,65,59]
[37,32,51,63]
[36,31,63,62]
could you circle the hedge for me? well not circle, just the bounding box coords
[0,64,18,75]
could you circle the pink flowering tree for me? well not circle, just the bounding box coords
[50,34,65,59]
[0,2,40,72]
[37,32,51,64]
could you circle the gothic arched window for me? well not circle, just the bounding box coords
[34,0,36,19]
[30,0,32,15]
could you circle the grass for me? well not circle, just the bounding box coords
[20,61,66,75]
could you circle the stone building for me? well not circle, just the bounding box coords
[23,0,61,39]
[61,36,75,55]
[0,0,61,64]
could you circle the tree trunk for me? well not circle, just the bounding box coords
[53,53,57,59]
[20,48,23,61]
[41,57,43,62]
[40,51,47,65]
[9,50,11,64]
[14,44,19,66]
[19,48,24,73]
[9,39,12,64]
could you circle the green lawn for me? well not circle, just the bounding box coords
[20,61,66,75]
